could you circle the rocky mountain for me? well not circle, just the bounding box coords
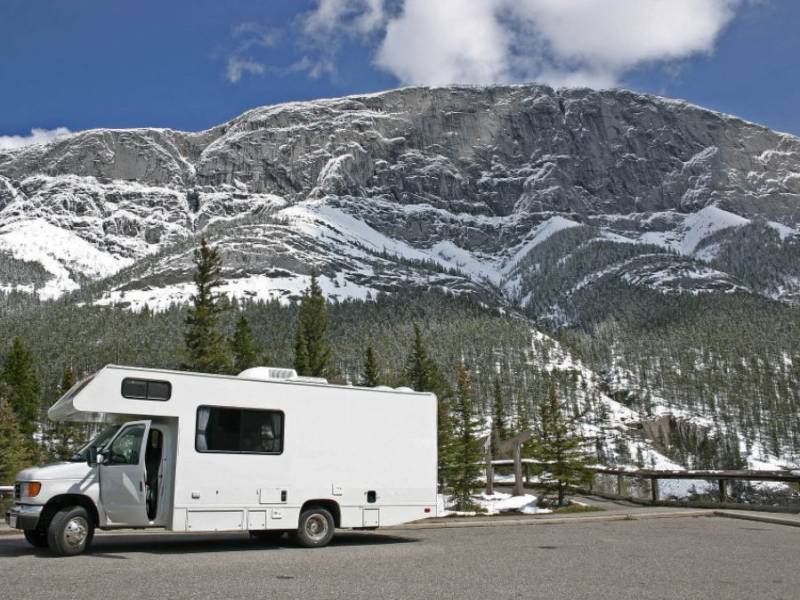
[1,84,799,317]
[1,84,799,476]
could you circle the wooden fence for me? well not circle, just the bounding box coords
[488,459,800,506]
[589,466,800,504]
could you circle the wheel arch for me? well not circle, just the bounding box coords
[300,499,341,528]
[41,494,100,529]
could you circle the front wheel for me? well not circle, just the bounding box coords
[293,507,335,548]
[47,506,94,556]
[23,529,48,548]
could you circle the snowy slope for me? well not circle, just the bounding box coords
[2,85,799,476]
[1,84,798,317]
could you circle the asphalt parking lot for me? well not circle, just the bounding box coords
[0,515,797,600]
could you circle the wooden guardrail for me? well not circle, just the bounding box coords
[589,467,800,504]
[487,459,800,505]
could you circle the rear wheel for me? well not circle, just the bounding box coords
[47,506,94,556]
[23,529,48,548]
[293,507,335,548]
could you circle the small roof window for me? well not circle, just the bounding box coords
[122,378,171,401]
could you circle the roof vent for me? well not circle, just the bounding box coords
[293,376,329,385]
[238,367,298,381]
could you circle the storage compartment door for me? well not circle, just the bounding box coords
[362,508,380,527]
[186,510,244,532]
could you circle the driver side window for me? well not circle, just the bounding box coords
[107,425,145,465]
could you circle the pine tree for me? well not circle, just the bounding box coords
[360,342,381,387]
[2,337,42,436]
[405,324,432,391]
[0,399,27,483]
[48,366,86,460]
[293,272,331,377]
[183,238,231,374]
[404,323,455,486]
[490,377,508,457]
[230,315,259,373]
[449,362,483,511]
[293,321,309,375]
[513,391,537,459]
[531,384,592,506]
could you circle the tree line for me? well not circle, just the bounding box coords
[1,239,592,510]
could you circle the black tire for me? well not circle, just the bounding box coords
[293,507,335,548]
[23,529,48,548]
[249,530,285,543]
[47,506,94,556]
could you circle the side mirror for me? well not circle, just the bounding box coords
[87,446,104,467]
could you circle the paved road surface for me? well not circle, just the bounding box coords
[0,516,797,600]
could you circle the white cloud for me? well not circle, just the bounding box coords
[225,57,266,83]
[232,22,281,52]
[376,0,510,86]
[297,0,386,78]
[303,0,744,88]
[0,127,72,151]
[303,0,385,37]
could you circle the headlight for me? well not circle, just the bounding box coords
[21,482,42,497]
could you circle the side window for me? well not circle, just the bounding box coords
[241,410,283,453]
[122,378,171,401]
[196,407,283,454]
[107,425,146,465]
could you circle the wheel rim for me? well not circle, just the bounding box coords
[63,516,89,549]
[304,514,328,541]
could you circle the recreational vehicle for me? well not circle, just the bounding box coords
[4,365,438,556]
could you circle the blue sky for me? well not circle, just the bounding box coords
[1,0,798,147]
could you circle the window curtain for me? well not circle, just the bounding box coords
[196,407,211,451]
[271,413,283,452]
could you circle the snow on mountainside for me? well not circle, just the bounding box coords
[1,84,800,315]
[2,84,800,473]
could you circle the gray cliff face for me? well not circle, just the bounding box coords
[197,86,800,217]
[0,84,799,314]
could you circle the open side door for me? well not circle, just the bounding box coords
[99,420,151,526]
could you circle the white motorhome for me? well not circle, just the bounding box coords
[4,365,438,556]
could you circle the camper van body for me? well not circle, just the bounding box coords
[5,365,438,555]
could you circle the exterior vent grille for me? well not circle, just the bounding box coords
[264,368,298,380]
[237,367,299,381]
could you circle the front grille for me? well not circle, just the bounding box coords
[14,482,20,500]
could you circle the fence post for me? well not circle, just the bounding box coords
[513,444,524,497]
[650,477,659,504]
[617,473,624,497]
[718,479,727,503]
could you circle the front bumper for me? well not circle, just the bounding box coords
[5,504,43,531]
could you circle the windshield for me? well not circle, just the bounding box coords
[69,425,121,462]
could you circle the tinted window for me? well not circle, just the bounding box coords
[122,378,171,401]
[147,381,171,401]
[196,406,283,454]
[107,425,145,465]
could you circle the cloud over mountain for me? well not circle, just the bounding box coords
[303,0,743,88]
[0,127,72,151]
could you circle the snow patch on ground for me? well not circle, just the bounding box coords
[475,492,551,515]
[503,216,581,275]
[96,272,374,312]
[0,219,132,298]
[641,206,749,255]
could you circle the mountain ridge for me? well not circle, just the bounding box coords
[1,82,799,475]
[1,83,799,316]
